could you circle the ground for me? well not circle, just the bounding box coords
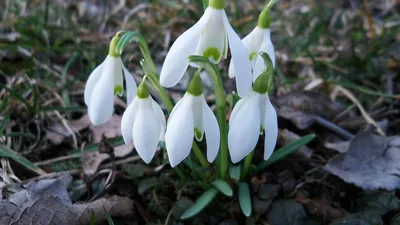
[0,0,399,224]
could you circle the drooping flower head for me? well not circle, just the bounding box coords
[121,79,166,164]
[84,33,137,126]
[228,53,278,163]
[160,0,252,97]
[229,0,276,80]
[165,72,220,167]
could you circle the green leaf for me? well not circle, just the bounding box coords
[212,179,233,196]
[0,144,46,175]
[254,134,315,173]
[238,182,252,217]
[138,177,160,194]
[103,207,115,225]
[90,211,95,225]
[229,164,241,181]
[181,187,219,220]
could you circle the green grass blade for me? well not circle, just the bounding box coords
[238,182,252,217]
[212,179,233,196]
[229,164,241,181]
[253,134,316,173]
[103,207,115,225]
[0,144,46,175]
[181,187,219,220]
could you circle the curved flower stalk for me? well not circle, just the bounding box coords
[228,53,278,163]
[229,0,276,81]
[84,34,137,126]
[165,73,220,167]
[160,0,252,97]
[121,79,166,163]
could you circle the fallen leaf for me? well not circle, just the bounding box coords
[0,175,134,225]
[280,129,314,159]
[267,199,310,225]
[83,115,134,176]
[355,192,400,215]
[274,91,343,129]
[83,143,133,176]
[330,212,383,225]
[324,131,400,190]
[325,141,351,153]
[296,192,345,223]
[253,184,280,215]
[46,114,91,145]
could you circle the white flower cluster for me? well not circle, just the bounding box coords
[84,0,278,167]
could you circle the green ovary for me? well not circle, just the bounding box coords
[194,127,203,141]
[203,47,221,62]
[114,85,123,96]
[249,52,257,61]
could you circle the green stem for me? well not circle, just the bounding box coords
[210,73,229,179]
[192,142,209,168]
[241,151,254,179]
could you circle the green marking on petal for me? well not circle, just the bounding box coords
[114,85,123,96]
[249,52,258,61]
[203,47,221,62]
[194,127,203,141]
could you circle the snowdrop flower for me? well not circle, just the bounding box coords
[228,62,278,163]
[160,0,252,97]
[84,35,137,126]
[165,73,220,167]
[229,2,276,81]
[121,80,166,163]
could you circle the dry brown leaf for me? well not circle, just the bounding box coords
[83,143,134,175]
[90,114,122,143]
[1,175,135,225]
[46,114,91,145]
[280,129,314,159]
[295,192,345,223]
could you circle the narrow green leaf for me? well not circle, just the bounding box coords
[230,164,241,181]
[0,144,46,175]
[181,187,218,220]
[0,116,10,136]
[238,182,252,217]
[90,211,95,225]
[103,207,115,225]
[254,134,315,173]
[212,179,233,196]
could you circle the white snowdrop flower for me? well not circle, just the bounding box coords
[121,81,166,164]
[159,0,252,97]
[165,74,220,167]
[229,4,276,81]
[228,90,278,163]
[228,62,278,163]
[84,35,137,126]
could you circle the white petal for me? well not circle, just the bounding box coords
[195,8,226,64]
[132,98,159,164]
[262,94,278,160]
[121,97,139,144]
[222,11,252,97]
[201,97,220,163]
[192,95,204,141]
[84,60,105,106]
[228,92,260,163]
[227,27,263,79]
[152,98,166,141]
[160,9,210,88]
[229,96,246,127]
[122,65,137,105]
[253,29,275,81]
[165,95,194,167]
[88,58,116,126]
